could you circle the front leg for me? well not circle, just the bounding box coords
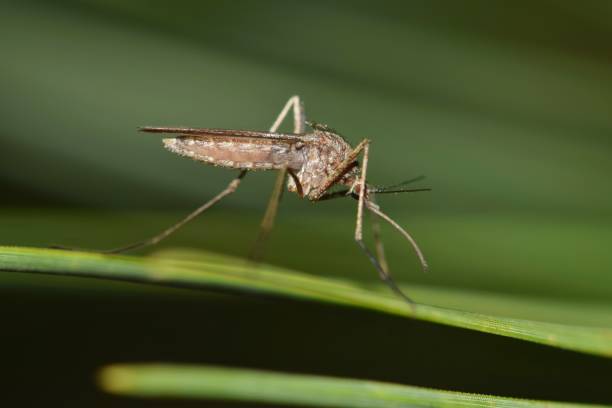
[369,194,390,275]
[320,140,416,305]
[352,143,413,303]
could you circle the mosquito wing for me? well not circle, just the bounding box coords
[140,127,310,171]
[140,126,315,142]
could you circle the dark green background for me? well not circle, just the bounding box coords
[1,1,611,406]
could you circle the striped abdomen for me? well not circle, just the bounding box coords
[163,136,304,171]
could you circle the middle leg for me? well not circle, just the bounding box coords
[250,96,305,261]
[352,142,415,305]
[369,194,390,275]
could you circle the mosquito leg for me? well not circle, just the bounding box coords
[365,201,429,273]
[306,137,410,304]
[107,170,248,253]
[319,187,427,276]
[310,139,414,303]
[53,171,248,254]
[352,142,415,305]
[249,96,305,261]
[269,95,305,134]
[249,168,287,261]
[369,194,390,275]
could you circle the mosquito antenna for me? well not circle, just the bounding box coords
[365,201,429,273]
[319,185,431,200]
[369,175,430,194]
[371,187,431,195]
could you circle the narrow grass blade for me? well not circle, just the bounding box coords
[98,363,608,407]
[1,246,611,357]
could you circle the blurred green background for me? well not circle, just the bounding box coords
[1,0,612,406]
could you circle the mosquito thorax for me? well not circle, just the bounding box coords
[286,125,360,200]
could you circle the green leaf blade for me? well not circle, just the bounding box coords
[98,364,608,408]
[1,246,611,357]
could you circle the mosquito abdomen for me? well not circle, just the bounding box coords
[163,136,304,170]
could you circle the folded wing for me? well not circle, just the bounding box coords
[142,127,307,171]
[140,126,312,142]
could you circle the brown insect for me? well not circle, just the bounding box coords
[64,96,429,303]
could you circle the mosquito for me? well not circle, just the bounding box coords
[61,96,430,303]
